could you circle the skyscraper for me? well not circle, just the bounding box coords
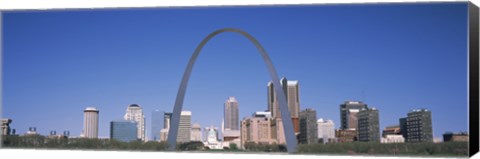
[268,77,301,118]
[224,96,239,131]
[317,118,336,143]
[404,109,433,142]
[164,112,172,129]
[177,110,191,143]
[151,109,163,141]
[124,104,145,141]
[339,101,368,130]
[299,108,318,144]
[267,77,300,133]
[110,120,137,142]
[357,107,380,142]
[83,107,99,138]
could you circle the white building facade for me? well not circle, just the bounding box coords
[124,104,145,141]
[317,118,336,143]
[83,107,99,138]
[381,134,405,143]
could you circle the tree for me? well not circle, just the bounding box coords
[229,143,238,150]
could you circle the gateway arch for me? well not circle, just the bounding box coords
[167,28,298,153]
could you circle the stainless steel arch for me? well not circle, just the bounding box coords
[167,28,297,153]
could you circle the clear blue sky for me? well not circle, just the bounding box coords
[2,2,469,140]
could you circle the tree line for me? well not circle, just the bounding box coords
[2,135,469,156]
[297,141,468,156]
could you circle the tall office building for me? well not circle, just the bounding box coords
[1,118,12,136]
[83,107,99,138]
[404,109,433,142]
[224,97,239,131]
[357,107,380,142]
[267,77,300,133]
[339,101,367,130]
[191,122,202,141]
[299,108,318,144]
[399,117,408,140]
[151,109,163,141]
[317,118,336,143]
[124,104,145,141]
[110,120,137,142]
[177,110,192,143]
[164,112,172,129]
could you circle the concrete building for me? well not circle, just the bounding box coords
[110,120,138,142]
[299,108,318,144]
[240,115,277,148]
[83,107,99,138]
[224,96,239,131]
[404,109,433,142]
[222,130,241,150]
[223,129,240,142]
[399,117,408,140]
[151,109,163,141]
[253,111,271,118]
[164,112,172,129]
[177,110,191,143]
[335,129,357,142]
[191,122,202,141]
[124,104,145,141]
[317,118,336,143]
[339,101,367,130]
[443,132,468,142]
[1,118,12,135]
[381,134,405,143]
[382,125,401,137]
[160,128,169,142]
[357,107,380,142]
[267,77,300,133]
[381,125,404,143]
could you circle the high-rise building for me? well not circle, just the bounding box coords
[357,107,380,142]
[399,117,408,140]
[124,104,145,141]
[1,118,12,135]
[339,101,367,130]
[271,118,286,144]
[267,77,301,133]
[177,110,191,143]
[224,96,239,131]
[151,109,163,141]
[164,112,172,129]
[191,122,202,141]
[160,128,169,142]
[404,109,433,142]
[299,108,318,144]
[317,118,336,143]
[240,114,277,148]
[83,107,99,138]
[110,120,138,142]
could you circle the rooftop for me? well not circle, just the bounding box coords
[128,104,140,107]
[84,107,98,111]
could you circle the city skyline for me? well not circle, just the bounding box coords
[2,3,469,140]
